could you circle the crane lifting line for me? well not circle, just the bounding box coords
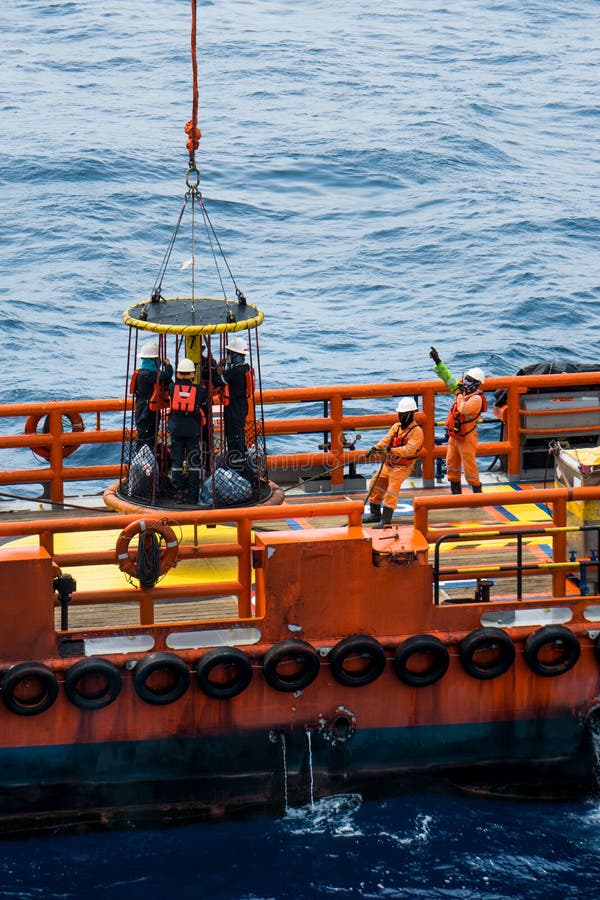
[185,0,201,173]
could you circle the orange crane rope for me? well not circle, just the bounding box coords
[184,0,201,171]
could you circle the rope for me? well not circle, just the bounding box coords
[120,328,135,480]
[197,197,232,315]
[0,491,108,515]
[184,0,201,169]
[136,529,162,589]
[151,196,189,300]
[364,455,387,505]
[281,463,348,494]
[253,335,269,471]
[198,198,245,302]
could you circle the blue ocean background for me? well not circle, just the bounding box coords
[1,0,600,895]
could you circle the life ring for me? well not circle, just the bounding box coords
[262,639,320,693]
[328,635,386,687]
[196,648,253,699]
[459,627,515,680]
[1,662,59,716]
[393,635,449,687]
[24,412,84,460]
[64,658,121,710]
[115,519,178,579]
[524,625,580,677]
[133,652,190,705]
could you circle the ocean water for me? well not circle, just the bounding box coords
[1,0,600,894]
[1,792,600,899]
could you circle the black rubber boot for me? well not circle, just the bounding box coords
[472,484,483,493]
[363,503,382,524]
[450,481,462,494]
[373,506,394,529]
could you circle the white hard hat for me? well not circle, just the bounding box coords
[396,397,417,413]
[139,341,159,359]
[176,357,196,375]
[226,336,248,354]
[465,367,485,385]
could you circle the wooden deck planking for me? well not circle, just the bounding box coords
[55,596,239,630]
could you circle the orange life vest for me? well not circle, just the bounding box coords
[222,368,255,406]
[171,383,206,424]
[388,423,422,467]
[447,391,487,437]
[129,369,170,412]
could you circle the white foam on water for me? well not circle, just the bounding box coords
[379,813,433,847]
[282,793,364,837]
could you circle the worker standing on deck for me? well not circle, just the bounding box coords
[217,336,253,472]
[168,358,207,504]
[363,397,424,528]
[132,341,173,450]
[429,346,486,494]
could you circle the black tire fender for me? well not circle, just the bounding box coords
[459,627,515,680]
[196,647,253,699]
[64,658,122,710]
[328,634,386,687]
[133,652,190,705]
[524,625,580,677]
[262,639,320,693]
[1,662,59,716]
[393,634,449,686]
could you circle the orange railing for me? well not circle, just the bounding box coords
[413,485,600,597]
[0,500,365,629]
[2,370,600,502]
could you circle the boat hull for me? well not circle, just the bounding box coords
[0,713,595,834]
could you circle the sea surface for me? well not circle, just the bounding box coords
[1,0,600,896]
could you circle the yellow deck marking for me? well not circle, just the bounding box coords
[486,483,553,523]
[2,524,242,591]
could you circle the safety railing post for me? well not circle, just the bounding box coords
[40,529,54,558]
[139,590,155,625]
[237,517,253,617]
[421,387,437,488]
[506,382,522,478]
[330,394,344,487]
[48,410,65,505]
[553,496,567,596]
[414,504,428,540]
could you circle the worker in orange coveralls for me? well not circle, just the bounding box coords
[363,397,424,528]
[429,346,486,494]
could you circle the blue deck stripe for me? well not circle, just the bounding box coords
[495,504,519,521]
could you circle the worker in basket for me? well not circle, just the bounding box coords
[216,335,254,472]
[131,341,173,450]
[363,397,425,528]
[168,357,207,504]
[430,346,486,494]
